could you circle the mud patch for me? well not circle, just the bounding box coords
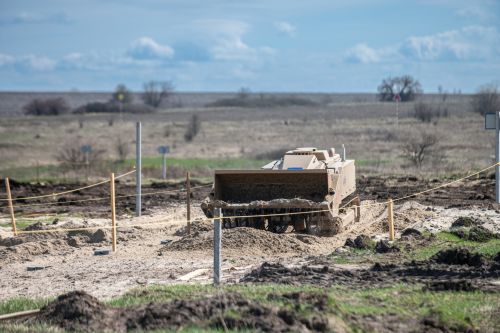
[431,248,485,267]
[36,290,329,332]
[242,253,499,292]
[163,227,312,255]
[424,280,477,292]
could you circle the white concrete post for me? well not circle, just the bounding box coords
[136,122,142,216]
[213,208,222,285]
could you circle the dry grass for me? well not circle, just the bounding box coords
[0,94,492,180]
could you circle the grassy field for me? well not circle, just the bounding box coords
[1,280,497,332]
[0,93,495,183]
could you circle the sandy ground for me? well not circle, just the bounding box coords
[0,200,498,300]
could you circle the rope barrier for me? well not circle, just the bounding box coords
[5,184,212,209]
[0,169,136,202]
[2,162,498,236]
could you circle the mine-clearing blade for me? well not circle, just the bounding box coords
[201,147,360,236]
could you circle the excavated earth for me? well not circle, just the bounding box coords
[35,290,329,333]
[242,248,500,292]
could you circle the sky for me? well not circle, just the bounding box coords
[0,0,499,92]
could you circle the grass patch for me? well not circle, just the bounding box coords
[0,297,51,316]
[409,232,500,260]
[335,284,499,330]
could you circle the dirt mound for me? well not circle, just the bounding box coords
[38,291,115,332]
[431,248,485,267]
[393,202,435,230]
[424,280,477,292]
[242,257,500,290]
[163,227,312,255]
[375,240,400,253]
[450,225,498,243]
[401,228,423,239]
[451,216,485,228]
[174,219,213,236]
[0,239,73,265]
[37,290,329,332]
[344,234,374,250]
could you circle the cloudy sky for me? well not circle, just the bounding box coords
[0,0,499,92]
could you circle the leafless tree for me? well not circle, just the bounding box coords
[111,84,134,104]
[237,87,251,99]
[471,83,499,116]
[142,80,174,107]
[377,75,422,102]
[56,142,105,171]
[115,137,130,162]
[401,131,438,168]
[184,114,201,142]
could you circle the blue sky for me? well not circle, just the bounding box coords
[0,0,499,92]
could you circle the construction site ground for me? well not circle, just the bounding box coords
[0,175,499,332]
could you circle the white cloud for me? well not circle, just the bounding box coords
[455,6,494,21]
[191,20,275,61]
[400,26,500,61]
[127,37,174,60]
[0,53,56,71]
[344,25,500,64]
[274,21,296,37]
[0,12,72,25]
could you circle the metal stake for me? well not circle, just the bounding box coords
[136,122,142,216]
[186,172,191,235]
[496,111,499,203]
[213,208,222,285]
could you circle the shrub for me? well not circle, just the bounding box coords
[73,102,154,114]
[142,81,174,108]
[24,98,69,116]
[207,94,317,108]
[401,131,438,168]
[470,83,499,116]
[184,114,201,142]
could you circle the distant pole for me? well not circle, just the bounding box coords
[5,178,17,236]
[136,122,142,216]
[213,208,222,285]
[36,160,40,183]
[110,173,117,252]
[186,172,191,235]
[162,153,167,179]
[387,198,395,241]
[496,111,499,203]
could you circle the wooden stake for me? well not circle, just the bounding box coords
[186,171,191,235]
[5,178,17,236]
[110,173,117,252]
[388,198,395,241]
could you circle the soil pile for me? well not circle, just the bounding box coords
[174,219,213,236]
[431,248,485,267]
[344,234,374,249]
[37,290,329,332]
[450,225,498,242]
[242,252,500,291]
[163,227,313,254]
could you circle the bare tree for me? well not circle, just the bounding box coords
[56,141,105,172]
[471,83,499,116]
[377,75,422,102]
[115,137,130,162]
[401,131,438,168]
[237,87,251,99]
[184,114,201,142]
[142,80,174,107]
[111,84,133,104]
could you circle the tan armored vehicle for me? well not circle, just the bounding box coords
[201,147,360,236]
